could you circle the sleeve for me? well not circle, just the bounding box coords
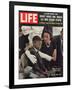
[39,51,52,61]
[25,50,37,64]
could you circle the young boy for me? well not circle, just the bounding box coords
[25,36,54,77]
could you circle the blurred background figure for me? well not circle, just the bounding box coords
[19,28,29,59]
[55,28,63,68]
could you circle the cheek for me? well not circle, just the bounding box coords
[37,42,41,47]
[44,37,48,41]
[38,43,40,47]
[48,35,50,40]
[35,43,39,47]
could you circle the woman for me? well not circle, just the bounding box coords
[40,26,57,70]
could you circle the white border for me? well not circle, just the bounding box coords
[14,5,68,85]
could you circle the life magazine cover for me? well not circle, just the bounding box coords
[19,11,63,79]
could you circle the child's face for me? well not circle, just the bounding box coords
[34,41,42,49]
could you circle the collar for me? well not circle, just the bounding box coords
[34,47,39,52]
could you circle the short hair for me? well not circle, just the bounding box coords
[32,36,41,43]
[41,26,53,40]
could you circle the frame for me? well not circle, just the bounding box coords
[9,1,70,89]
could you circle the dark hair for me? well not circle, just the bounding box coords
[41,26,53,40]
[32,36,41,42]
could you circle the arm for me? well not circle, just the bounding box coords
[25,50,37,64]
[52,39,57,61]
[39,51,53,61]
[52,49,57,61]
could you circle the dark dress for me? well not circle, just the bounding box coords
[40,40,56,70]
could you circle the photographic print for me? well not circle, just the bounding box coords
[9,1,70,88]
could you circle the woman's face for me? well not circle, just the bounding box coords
[43,32,50,44]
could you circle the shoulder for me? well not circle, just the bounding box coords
[51,39,57,49]
[28,47,35,52]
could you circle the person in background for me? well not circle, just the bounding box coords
[19,28,30,78]
[19,29,29,59]
[55,28,63,68]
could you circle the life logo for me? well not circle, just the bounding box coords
[20,12,38,24]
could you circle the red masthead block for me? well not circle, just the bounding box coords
[20,12,38,24]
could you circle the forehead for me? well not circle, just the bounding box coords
[43,32,50,36]
[35,40,42,43]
